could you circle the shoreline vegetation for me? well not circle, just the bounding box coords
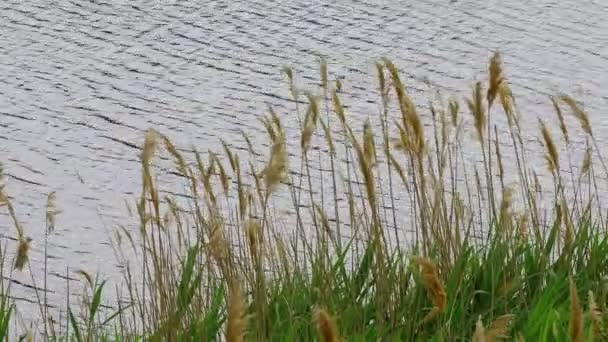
[1,52,607,340]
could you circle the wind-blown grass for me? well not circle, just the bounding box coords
[0,52,607,341]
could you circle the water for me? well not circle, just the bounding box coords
[1,0,607,325]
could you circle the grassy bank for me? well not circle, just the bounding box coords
[1,52,607,341]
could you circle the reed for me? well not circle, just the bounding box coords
[0,53,606,341]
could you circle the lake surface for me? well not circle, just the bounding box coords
[1,0,607,325]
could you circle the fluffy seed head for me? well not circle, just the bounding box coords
[550,96,570,144]
[569,277,583,342]
[226,283,248,342]
[486,314,514,341]
[319,58,328,89]
[539,119,560,175]
[410,256,446,324]
[14,238,31,271]
[313,307,339,342]
[473,316,485,342]
[363,120,376,166]
[487,51,504,109]
[468,82,487,144]
[561,95,592,136]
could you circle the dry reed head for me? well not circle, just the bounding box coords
[467,82,487,143]
[320,119,336,155]
[499,187,514,236]
[312,306,339,342]
[494,130,505,186]
[382,58,406,107]
[363,120,376,167]
[449,97,460,127]
[382,58,402,83]
[410,256,446,324]
[301,94,320,152]
[472,316,485,342]
[407,102,425,156]
[550,96,570,145]
[226,283,248,342]
[14,237,30,271]
[588,291,602,338]
[472,314,514,342]
[569,277,583,342]
[393,122,412,155]
[314,204,333,242]
[487,51,504,109]
[498,83,516,128]
[210,153,230,195]
[332,90,346,124]
[376,62,386,98]
[261,110,288,194]
[560,198,574,253]
[320,58,328,89]
[162,134,188,177]
[560,95,592,136]
[246,219,262,262]
[485,314,514,341]
[282,66,297,98]
[581,143,591,177]
[141,129,158,165]
[221,140,238,172]
[539,119,560,175]
[209,216,228,262]
[46,191,60,234]
[76,269,94,289]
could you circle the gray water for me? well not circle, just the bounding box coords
[1,0,608,326]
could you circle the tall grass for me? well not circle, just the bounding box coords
[0,52,607,340]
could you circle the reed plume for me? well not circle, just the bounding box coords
[468,82,486,143]
[376,62,386,98]
[499,187,514,236]
[320,119,335,155]
[320,58,328,89]
[226,283,247,342]
[539,119,560,175]
[141,129,158,167]
[449,97,460,127]
[550,96,570,144]
[485,314,514,341]
[332,90,346,124]
[410,256,446,324]
[301,94,320,152]
[569,277,583,342]
[45,191,59,233]
[210,153,230,195]
[76,269,94,289]
[246,219,262,264]
[588,291,602,338]
[498,83,515,127]
[363,120,376,167]
[472,316,485,342]
[14,237,30,271]
[261,110,288,194]
[560,95,592,136]
[313,307,339,342]
[487,51,504,109]
[581,144,591,177]
[494,128,505,187]
[282,66,297,98]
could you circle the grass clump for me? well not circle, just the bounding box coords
[0,52,607,341]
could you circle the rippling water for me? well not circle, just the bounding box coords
[1,0,607,323]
